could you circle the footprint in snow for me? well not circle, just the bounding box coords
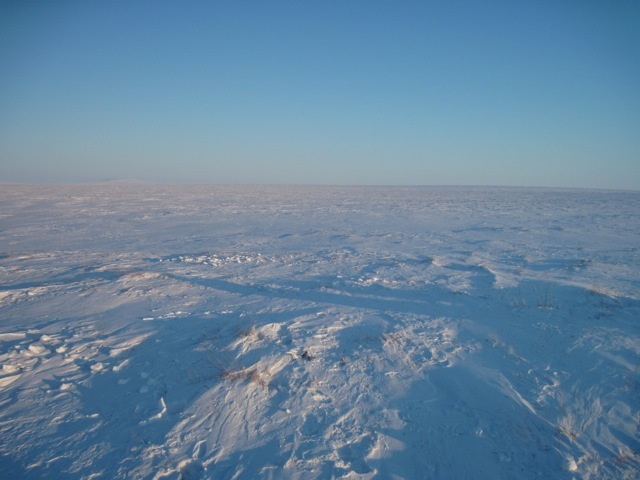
[337,438,374,475]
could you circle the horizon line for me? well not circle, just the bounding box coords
[1,180,638,193]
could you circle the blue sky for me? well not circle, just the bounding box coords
[1,1,639,189]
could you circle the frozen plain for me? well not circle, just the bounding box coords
[0,184,638,479]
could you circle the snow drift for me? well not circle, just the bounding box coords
[0,185,638,479]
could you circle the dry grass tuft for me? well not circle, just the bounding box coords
[236,324,260,340]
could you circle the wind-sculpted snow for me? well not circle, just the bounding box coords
[0,185,638,479]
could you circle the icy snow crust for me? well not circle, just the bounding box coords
[0,185,638,479]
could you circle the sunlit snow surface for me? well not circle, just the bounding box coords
[0,185,639,479]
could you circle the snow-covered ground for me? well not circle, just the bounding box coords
[0,185,638,479]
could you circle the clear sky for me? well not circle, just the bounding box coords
[1,1,639,189]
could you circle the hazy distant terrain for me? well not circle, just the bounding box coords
[0,185,638,479]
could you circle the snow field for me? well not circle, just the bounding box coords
[0,185,638,479]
